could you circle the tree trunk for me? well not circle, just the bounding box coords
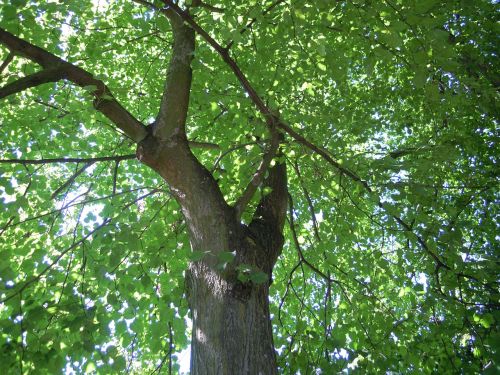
[185,166,287,374]
[137,133,287,374]
[133,9,288,372]
[187,234,278,374]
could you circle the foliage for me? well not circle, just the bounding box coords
[0,0,498,373]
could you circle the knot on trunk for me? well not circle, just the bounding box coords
[136,132,161,166]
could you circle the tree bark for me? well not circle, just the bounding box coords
[132,9,288,372]
[138,133,287,373]
[185,162,287,374]
[186,230,279,375]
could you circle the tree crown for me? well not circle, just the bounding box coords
[0,0,498,373]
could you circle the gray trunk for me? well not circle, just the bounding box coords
[187,252,278,374]
[181,162,286,375]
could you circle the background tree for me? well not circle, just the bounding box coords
[0,0,498,373]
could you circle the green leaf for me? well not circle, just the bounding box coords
[249,271,268,284]
[217,251,236,264]
[0,2,496,372]
[84,361,96,374]
[112,356,126,371]
[2,5,17,20]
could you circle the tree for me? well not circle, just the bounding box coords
[0,0,498,373]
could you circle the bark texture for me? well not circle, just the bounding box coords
[138,132,287,374]
[133,8,288,372]
[186,160,287,374]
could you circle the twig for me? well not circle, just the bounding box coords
[33,98,70,117]
[288,193,332,282]
[0,50,14,75]
[51,162,94,199]
[188,140,220,150]
[112,160,119,195]
[168,321,173,375]
[234,128,280,218]
[0,154,136,165]
[198,1,225,13]
[291,159,321,242]
[278,261,301,328]
[0,218,111,303]
[150,321,174,374]
[2,187,161,233]
[211,141,259,172]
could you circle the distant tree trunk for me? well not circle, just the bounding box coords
[137,134,287,374]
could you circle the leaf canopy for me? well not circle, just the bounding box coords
[0,0,498,373]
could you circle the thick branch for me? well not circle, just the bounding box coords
[161,1,367,185]
[0,68,65,99]
[250,139,288,231]
[152,8,195,140]
[162,0,273,124]
[163,2,450,269]
[0,28,147,142]
[234,128,280,219]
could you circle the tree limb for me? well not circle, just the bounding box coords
[162,2,453,270]
[0,67,66,99]
[234,128,280,219]
[0,28,147,142]
[140,3,196,140]
[0,154,136,165]
[0,50,14,75]
[160,1,368,186]
[250,135,288,232]
[0,143,218,165]
[162,0,273,123]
